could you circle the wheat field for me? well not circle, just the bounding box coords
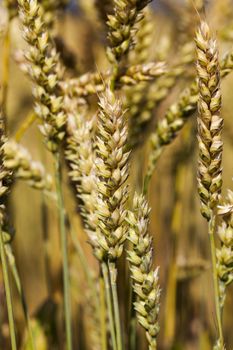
[0,1,233,349]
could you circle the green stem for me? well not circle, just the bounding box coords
[100,273,107,350]
[108,261,123,350]
[5,244,36,350]
[70,228,93,288]
[110,65,119,92]
[208,214,224,348]
[128,284,136,350]
[101,261,117,350]
[41,194,52,296]
[142,174,150,196]
[0,228,17,350]
[55,152,72,350]
[143,149,162,196]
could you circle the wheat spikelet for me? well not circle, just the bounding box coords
[63,62,165,99]
[196,21,225,349]
[3,140,53,191]
[18,0,66,152]
[143,47,233,191]
[127,193,160,350]
[196,21,223,220]
[120,62,166,85]
[106,0,151,64]
[66,88,130,262]
[62,72,104,98]
[94,87,130,261]
[4,0,68,21]
[66,111,99,248]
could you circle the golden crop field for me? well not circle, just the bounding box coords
[0,1,233,349]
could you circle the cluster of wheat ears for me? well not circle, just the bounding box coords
[0,0,233,349]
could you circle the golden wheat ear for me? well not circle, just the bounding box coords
[18,0,67,153]
[196,20,225,349]
[196,21,223,220]
[94,87,130,262]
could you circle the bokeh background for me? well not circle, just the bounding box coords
[0,0,233,349]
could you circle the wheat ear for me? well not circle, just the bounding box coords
[143,47,233,194]
[196,21,224,349]
[18,1,72,347]
[3,140,53,191]
[127,193,160,350]
[18,0,66,152]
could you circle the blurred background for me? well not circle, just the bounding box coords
[0,0,233,349]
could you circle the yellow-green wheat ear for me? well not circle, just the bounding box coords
[127,193,160,350]
[106,0,152,64]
